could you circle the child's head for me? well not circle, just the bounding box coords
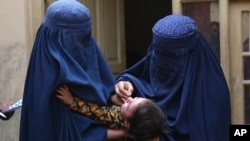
[121,97,167,141]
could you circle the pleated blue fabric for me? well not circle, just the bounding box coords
[19,0,115,140]
[117,14,231,141]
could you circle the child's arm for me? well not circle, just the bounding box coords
[150,136,160,141]
[107,129,126,140]
[56,85,125,129]
[107,129,134,141]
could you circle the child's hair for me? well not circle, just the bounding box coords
[127,99,167,141]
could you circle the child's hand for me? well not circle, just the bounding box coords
[56,85,74,105]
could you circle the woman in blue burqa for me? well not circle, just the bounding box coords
[19,0,116,140]
[115,14,231,141]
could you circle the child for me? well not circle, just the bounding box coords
[56,85,166,141]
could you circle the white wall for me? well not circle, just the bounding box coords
[0,0,27,140]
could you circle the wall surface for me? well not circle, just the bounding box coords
[0,0,27,140]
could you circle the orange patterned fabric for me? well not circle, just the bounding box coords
[70,97,125,129]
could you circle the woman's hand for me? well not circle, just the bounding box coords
[110,95,124,106]
[115,81,134,102]
[56,85,74,105]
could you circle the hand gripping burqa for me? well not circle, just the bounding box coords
[19,0,115,141]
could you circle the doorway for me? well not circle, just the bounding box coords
[229,0,250,124]
[124,0,172,67]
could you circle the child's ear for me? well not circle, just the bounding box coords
[124,120,130,129]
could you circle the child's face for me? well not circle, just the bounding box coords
[120,97,147,120]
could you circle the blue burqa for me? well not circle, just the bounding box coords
[117,15,231,141]
[19,0,115,141]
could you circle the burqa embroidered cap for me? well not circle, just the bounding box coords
[43,0,91,31]
[152,14,197,50]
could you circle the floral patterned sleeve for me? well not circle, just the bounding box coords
[70,97,125,129]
